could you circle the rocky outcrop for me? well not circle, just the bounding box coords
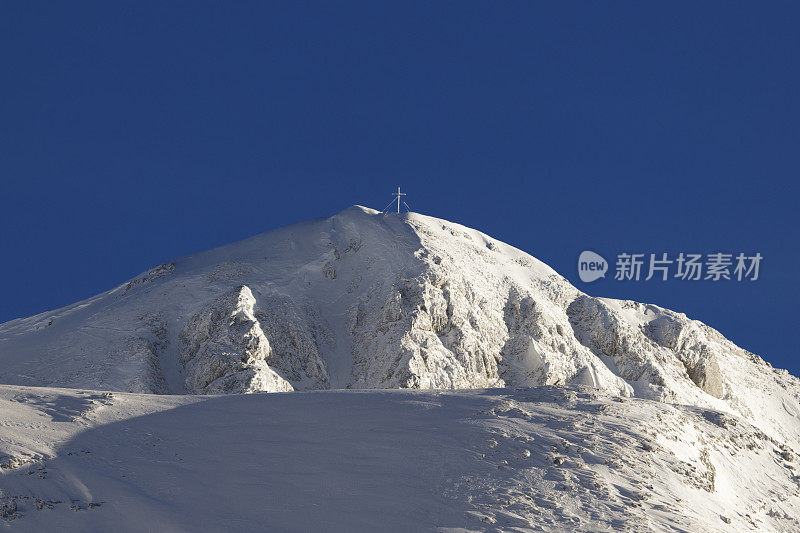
[349,273,506,390]
[178,286,328,394]
[179,286,292,394]
[567,296,725,399]
[645,312,724,398]
[501,290,629,394]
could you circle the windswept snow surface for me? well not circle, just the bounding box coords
[1,206,799,530]
[0,386,800,531]
[1,385,799,532]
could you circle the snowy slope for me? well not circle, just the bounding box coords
[1,206,799,448]
[1,385,798,532]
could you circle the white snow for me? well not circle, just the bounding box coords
[0,205,799,530]
[1,385,798,531]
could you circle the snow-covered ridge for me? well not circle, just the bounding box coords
[0,205,798,449]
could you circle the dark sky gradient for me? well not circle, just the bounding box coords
[2,2,798,373]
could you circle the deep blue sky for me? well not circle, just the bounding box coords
[2,2,798,374]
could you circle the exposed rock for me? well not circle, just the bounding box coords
[179,286,294,394]
[179,285,328,394]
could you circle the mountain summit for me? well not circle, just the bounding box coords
[1,206,798,446]
[2,206,800,531]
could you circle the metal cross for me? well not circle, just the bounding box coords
[392,187,406,214]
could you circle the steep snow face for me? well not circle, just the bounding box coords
[0,206,798,448]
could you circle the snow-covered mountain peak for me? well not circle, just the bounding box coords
[1,207,798,450]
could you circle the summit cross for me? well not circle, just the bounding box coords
[392,187,406,214]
